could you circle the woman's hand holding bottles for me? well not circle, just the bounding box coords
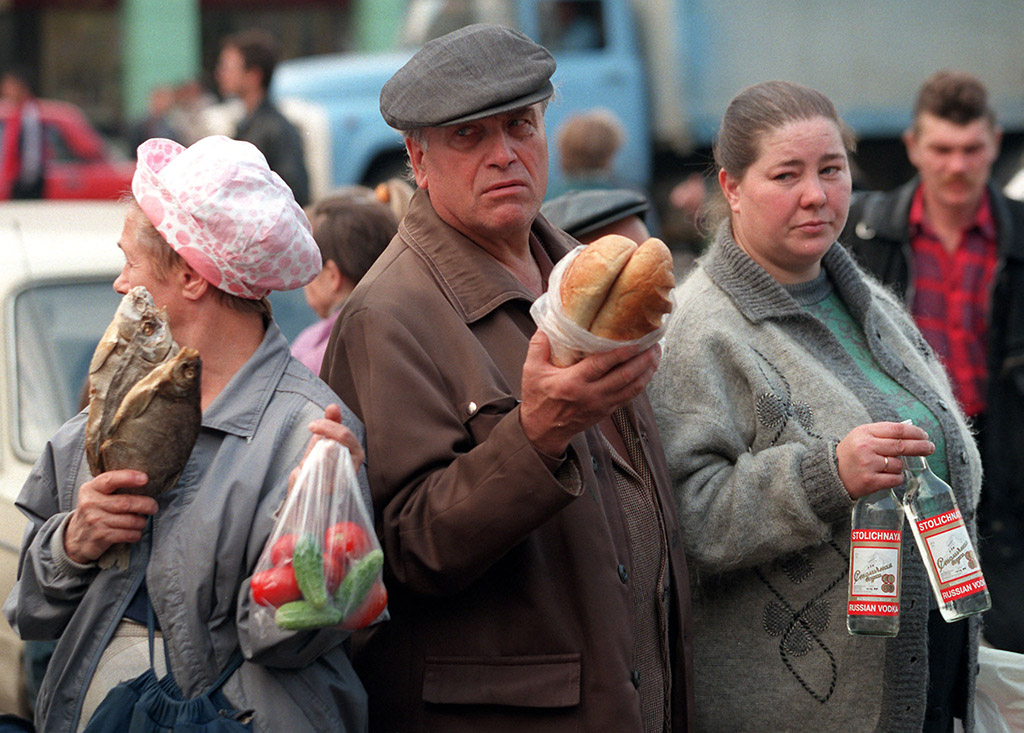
[836,421,934,499]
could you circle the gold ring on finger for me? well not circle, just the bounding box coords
[883,456,889,471]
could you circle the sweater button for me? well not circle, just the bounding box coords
[631,669,641,689]
[960,450,969,464]
[618,564,629,583]
[938,400,949,411]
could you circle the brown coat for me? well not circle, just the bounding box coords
[322,190,694,732]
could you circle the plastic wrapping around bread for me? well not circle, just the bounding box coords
[531,241,676,367]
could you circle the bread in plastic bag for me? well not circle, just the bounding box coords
[249,438,387,631]
[530,244,674,366]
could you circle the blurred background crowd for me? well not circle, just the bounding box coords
[4,0,1024,726]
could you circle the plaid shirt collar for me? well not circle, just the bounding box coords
[908,184,996,242]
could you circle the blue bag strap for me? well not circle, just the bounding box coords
[143,592,174,674]
[145,594,157,669]
[207,651,245,694]
[145,593,244,695]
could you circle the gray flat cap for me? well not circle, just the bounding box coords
[541,188,650,238]
[380,23,556,130]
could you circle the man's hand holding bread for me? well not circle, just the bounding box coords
[520,235,675,458]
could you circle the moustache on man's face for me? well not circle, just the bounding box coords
[941,173,974,187]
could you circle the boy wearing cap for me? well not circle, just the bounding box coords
[541,187,652,244]
[322,23,694,732]
[5,136,368,732]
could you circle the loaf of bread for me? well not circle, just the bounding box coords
[559,234,638,329]
[589,238,674,340]
[558,234,674,341]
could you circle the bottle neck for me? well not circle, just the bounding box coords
[903,454,929,473]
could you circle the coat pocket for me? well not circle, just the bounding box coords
[422,654,581,708]
[461,392,520,446]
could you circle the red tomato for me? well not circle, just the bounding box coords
[341,582,388,630]
[270,533,299,566]
[324,522,370,567]
[251,566,301,608]
[323,552,346,595]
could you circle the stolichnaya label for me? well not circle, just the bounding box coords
[848,528,901,616]
[914,508,987,603]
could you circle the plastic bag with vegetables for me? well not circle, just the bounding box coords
[250,439,388,631]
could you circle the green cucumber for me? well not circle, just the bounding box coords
[292,534,327,608]
[274,600,343,630]
[336,549,384,618]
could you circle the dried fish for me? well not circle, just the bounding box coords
[98,347,202,495]
[96,347,202,570]
[85,286,178,475]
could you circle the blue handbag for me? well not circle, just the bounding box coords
[82,599,253,732]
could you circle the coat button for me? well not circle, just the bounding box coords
[467,401,477,415]
[592,456,600,472]
[671,530,680,549]
[640,431,649,443]
[855,222,875,239]
[631,669,641,689]
[618,564,629,583]
[662,585,670,603]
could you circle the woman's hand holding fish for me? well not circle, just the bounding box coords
[65,470,158,564]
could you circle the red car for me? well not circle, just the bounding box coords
[0,100,135,200]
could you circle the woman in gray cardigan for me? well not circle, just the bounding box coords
[648,81,981,732]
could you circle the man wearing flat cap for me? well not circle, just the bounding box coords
[322,23,694,732]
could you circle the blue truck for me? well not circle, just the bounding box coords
[271,0,1024,203]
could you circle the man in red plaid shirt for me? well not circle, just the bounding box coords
[843,71,1024,663]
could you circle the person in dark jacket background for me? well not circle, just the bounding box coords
[0,67,46,200]
[841,69,1024,655]
[215,28,310,206]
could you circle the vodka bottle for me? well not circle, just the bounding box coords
[902,454,990,621]
[847,487,903,636]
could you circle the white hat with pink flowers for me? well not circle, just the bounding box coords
[132,135,321,299]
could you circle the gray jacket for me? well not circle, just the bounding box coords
[648,225,981,732]
[4,322,368,732]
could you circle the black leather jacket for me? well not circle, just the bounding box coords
[236,97,310,207]
[842,178,1024,653]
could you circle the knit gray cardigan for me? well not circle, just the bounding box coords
[648,224,981,732]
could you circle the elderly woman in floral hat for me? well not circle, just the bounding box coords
[4,136,369,732]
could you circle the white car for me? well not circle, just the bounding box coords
[0,201,317,716]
